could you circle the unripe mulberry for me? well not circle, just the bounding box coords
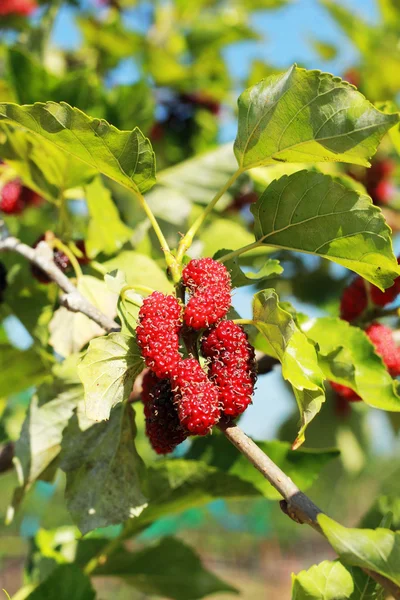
[136,292,182,379]
[182,258,231,329]
[0,181,24,215]
[141,373,187,454]
[330,381,361,402]
[365,322,400,377]
[202,320,256,417]
[172,358,220,435]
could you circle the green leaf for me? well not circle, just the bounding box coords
[103,251,172,293]
[253,289,325,448]
[360,496,400,531]
[85,177,132,258]
[187,435,339,500]
[0,102,155,194]
[93,536,238,599]
[251,170,400,290]
[60,404,147,534]
[78,332,144,421]
[234,65,399,170]
[133,459,260,531]
[215,249,282,287]
[0,123,96,202]
[0,345,48,397]
[318,514,400,587]
[49,275,117,357]
[291,560,354,599]
[26,564,95,600]
[201,218,259,258]
[303,317,400,412]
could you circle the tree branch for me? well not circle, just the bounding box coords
[1,224,398,598]
[0,230,119,333]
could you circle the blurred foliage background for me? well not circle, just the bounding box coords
[1,0,400,598]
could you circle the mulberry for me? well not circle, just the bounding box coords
[330,381,361,402]
[136,292,182,379]
[0,0,37,15]
[0,181,24,215]
[182,258,231,329]
[173,358,220,435]
[202,320,256,417]
[365,322,400,377]
[142,373,187,454]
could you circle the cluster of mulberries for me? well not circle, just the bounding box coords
[138,258,257,454]
[0,180,42,215]
[347,157,396,206]
[330,323,400,402]
[340,270,400,323]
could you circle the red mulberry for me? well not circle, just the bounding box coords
[172,358,220,435]
[365,322,400,377]
[330,381,361,402]
[136,292,182,379]
[182,258,231,329]
[340,274,400,321]
[141,373,187,454]
[202,320,256,417]
[0,0,37,15]
[0,181,24,215]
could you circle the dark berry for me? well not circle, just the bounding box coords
[30,236,70,284]
[75,239,90,265]
[0,181,24,215]
[180,92,220,115]
[21,187,43,207]
[136,292,182,379]
[340,277,367,322]
[365,322,400,377]
[182,258,231,330]
[172,358,220,435]
[142,373,187,454]
[202,321,256,418]
[368,180,394,205]
[230,191,258,211]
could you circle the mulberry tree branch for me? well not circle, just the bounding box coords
[0,228,119,333]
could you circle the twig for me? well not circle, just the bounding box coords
[0,233,119,333]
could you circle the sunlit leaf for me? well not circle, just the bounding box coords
[303,317,400,412]
[78,332,144,421]
[253,289,325,448]
[251,171,400,290]
[234,65,398,169]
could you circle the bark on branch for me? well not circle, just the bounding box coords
[0,230,119,333]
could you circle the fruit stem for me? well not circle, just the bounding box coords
[217,240,263,263]
[176,169,242,263]
[136,191,181,283]
[52,238,83,279]
[232,319,256,326]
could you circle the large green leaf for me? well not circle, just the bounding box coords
[49,275,117,357]
[78,332,144,421]
[0,344,48,398]
[291,560,384,600]
[85,177,132,258]
[26,564,95,600]
[93,536,238,599]
[234,65,399,169]
[319,514,400,587]
[131,459,260,531]
[253,289,325,448]
[103,250,173,293]
[60,404,147,534]
[187,435,339,500]
[291,560,354,599]
[251,170,400,290]
[303,317,400,412]
[0,101,155,193]
[0,124,96,202]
